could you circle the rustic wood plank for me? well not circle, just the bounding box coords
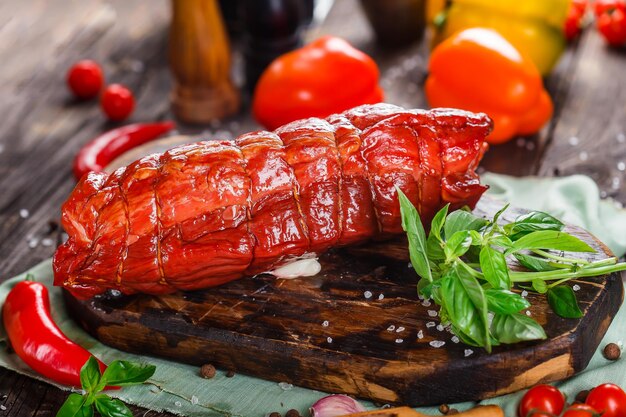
[63,197,624,407]
[537,29,626,202]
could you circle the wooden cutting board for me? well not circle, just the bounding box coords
[63,136,624,406]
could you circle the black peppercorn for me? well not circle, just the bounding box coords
[199,363,216,379]
[603,343,621,360]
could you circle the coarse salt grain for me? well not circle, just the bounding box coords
[395,338,404,344]
[175,401,182,407]
[422,300,431,307]
[612,177,621,189]
[191,395,199,405]
[364,290,373,299]
[464,349,474,357]
[436,324,444,331]
[417,330,424,339]
[19,209,29,218]
[279,382,293,391]
[426,321,436,328]
[427,310,438,317]
[429,340,445,348]
[327,337,333,343]
[451,336,460,344]
[396,326,405,333]
[568,136,579,146]
[521,290,528,298]
[28,238,39,248]
[41,238,54,247]
[618,161,626,171]
[580,151,589,161]
[526,311,532,316]
[322,320,329,327]
[387,325,396,332]
[573,284,581,291]
[378,293,384,300]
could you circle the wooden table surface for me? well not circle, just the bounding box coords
[0,0,625,416]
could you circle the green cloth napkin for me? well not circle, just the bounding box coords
[0,173,625,417]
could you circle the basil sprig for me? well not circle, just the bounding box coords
[398,189,626,352]
[57,357,156,417]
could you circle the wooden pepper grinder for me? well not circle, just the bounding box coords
[242,0,307,93]
[169,0,240,123]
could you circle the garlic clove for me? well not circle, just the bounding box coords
[309,394,367,417]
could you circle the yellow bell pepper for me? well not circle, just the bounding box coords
[427,0,570,75]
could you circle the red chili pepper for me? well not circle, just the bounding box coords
[2,281,108,387]
[597,2,626,47]
[73,121,175,180]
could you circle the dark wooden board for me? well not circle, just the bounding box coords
[64,196,624,406]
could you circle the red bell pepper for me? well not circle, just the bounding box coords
[252,36,384,130]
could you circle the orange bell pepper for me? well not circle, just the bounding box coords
[252,36,384,130]
[425,28,553,144]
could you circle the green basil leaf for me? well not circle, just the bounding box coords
[504,211,565,240]
[100,361,156,387]
[397,188,432,282]
[426,233,446,262]
[456,264,491,352]
[514,253,559,272]
[490,313,547,344]
[417,278,433,299]
[80,356,101,393]
[444,230,472,260]
[479,245,511,289]
[430,204,449,242]
[489,234,513,249]
[440,269,489,349]
[507,231,596,254]
[444,210,488,239]
[547,286,583,318]
[491,203,510,226]
[56,393,93,417]
[532,279,548,294]
[484,289,530,314]
[94,395,133,417]
[469,230,483,246]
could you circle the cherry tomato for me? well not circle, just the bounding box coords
[519,385,566,417]
[66,60,104,99]
[597,6,626,46]
[562,404,598,417]
[564,7,583,41]
[585,383,626,417]
[100,84,135,121]
[595,0,625,17]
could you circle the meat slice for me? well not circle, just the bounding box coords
[235,131,310,273]
[54,105,492,298]
[156,142,253,290]
[327,114,378,245]
[275,118,343,253]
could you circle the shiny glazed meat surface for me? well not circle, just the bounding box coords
[54,104,492,298]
